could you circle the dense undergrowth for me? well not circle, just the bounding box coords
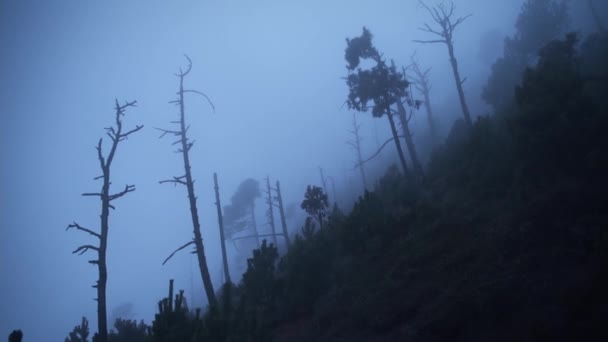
[66,31,608,342]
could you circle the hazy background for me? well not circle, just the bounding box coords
[3,0,596,340]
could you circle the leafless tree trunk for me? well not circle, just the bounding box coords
[213,173,231,284]
[264,176,278,246]
[251,204,260,248]
[408,56,438,146]
[157,55,218,308]
[386,109,412,178]
[347,113,368,191]
[415,1,472,126]
[67,99,142,342]
[275,180,291,249]
[395,99,424,179]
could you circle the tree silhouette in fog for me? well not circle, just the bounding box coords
[67,100,142,342]
[300,185,329,230]
[483,0,569,110]
[414,1,472,125]
[345,27,422,179]
[157,55,218,308]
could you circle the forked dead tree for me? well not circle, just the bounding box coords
[414,1,472,125]
[408,54,438,146]
[67,99,143,342]
[157,55,217,308]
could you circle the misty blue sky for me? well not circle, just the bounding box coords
[0,0,543,340]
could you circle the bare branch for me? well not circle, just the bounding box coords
[154,127,181,139]
[73,244,99,255]
[413,39,446,44]
[183,90,216,114]
[162,240,195,265]
[119,125,144,139]
[66,222,101,239]
[82,192,103,197]
[356,135,405,168]
[96,139,105,170]
[109,184,136,201]
[159,176,187,186]
[174,54,193,77]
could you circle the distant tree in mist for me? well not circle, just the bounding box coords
[301,185,329,230]
[223,178,262,243]
[345,27,423,180]
[483,0,569,110]
[414,1,472,125]
[67,100,142,342]
[65,317,90,342]
[157,55,217,308]
[407,55,438,147]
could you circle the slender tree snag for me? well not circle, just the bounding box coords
[213,172,231,284]
[408,55,438,146]
[414,1,472,125]
[347,113,368,191]
[264,176,278,247]
[275,180,291,249]
[157,55,217,308]
[67,99,142,342]
[251,204,260,248]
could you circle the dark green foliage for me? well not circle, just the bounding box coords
[65,317,89,342]
[483,0,569,109]
[9,330,23,342]
[300,185,329,229]
[108,319,148,342]
[345,27,409,117]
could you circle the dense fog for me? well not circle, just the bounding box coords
[1,1,605,341]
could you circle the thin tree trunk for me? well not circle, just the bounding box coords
[265,176,278,247]
[177,73,218,308]
[386,110,411,179]
[350,113,368,191]
[395,100,424,179]
[213,172,231,284]
[447,41,472,125]
[251,204,260,248]
[69,100,141,342]
[275,180,291,249]
[421,86,437,145]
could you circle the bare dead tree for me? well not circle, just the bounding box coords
[274,180,291,249]
[347,113,368,191]
[157,55,218,308]
[213,172,231,284]
[408,54,438,146]
[264,176,278,247]
[414,1,472,125]
[67,99,142,342]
